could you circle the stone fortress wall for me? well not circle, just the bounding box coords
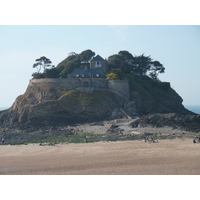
[30,78,130,99]
[108,80,130,99]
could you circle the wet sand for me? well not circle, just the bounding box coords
[0,139,200,175]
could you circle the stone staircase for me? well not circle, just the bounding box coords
[119,108,132,119]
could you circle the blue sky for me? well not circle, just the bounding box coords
[0,25,200,107]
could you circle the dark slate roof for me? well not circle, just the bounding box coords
[68,68,84,76]
[68,68,106,78]
[91,55,105,61]
[87,68,106,76]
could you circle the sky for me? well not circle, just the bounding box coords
[0,0,200,108]
[0,25,199,107]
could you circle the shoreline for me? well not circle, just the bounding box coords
[1,116,200,145]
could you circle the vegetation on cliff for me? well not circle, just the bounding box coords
[32,49,164,81]
[32,50,95,79]
[107,50,165,80]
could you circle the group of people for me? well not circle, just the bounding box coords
[144,136,158,143]
[193,137,200,143]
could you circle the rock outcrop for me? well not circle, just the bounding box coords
[131,113,200,132]
[0,77,193,129]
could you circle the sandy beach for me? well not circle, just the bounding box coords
[0,139,200,175]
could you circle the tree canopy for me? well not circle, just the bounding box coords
[107,51,165,80]
[56,49,95,78]
[33,56,54,73]
[32,56,55,79]
[32,49,165,81]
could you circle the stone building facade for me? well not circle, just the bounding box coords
[90,55,108,73]
[68,54,108,78]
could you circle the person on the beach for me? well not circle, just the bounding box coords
[84,136,87,143]
[193,139,196,143]
[198,137,200,143]
[1,137,4,144]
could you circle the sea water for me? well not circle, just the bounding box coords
[184,105,200,115]
[0,107,9,111]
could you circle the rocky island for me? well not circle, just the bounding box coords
[0,50,199,144]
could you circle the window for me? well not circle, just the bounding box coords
[96,74,99,77]
[76,74,79,77]
[95,61,101,67]
[82,74,85,77]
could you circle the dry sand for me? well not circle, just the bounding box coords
[0,139,200,175]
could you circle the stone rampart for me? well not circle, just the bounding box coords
[30,78,129,99]
[108,80,130,99]
[30,78,81,90]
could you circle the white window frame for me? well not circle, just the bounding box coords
[95,61,101,68]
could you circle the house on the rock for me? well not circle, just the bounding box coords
[90,55,108,72]
[68,55,108,78]
[30,54,130,99]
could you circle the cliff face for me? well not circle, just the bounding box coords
[0,77,192,129]
[128,77,190,115]
[0,82,127,128]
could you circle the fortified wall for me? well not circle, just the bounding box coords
[30,78,130,99]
